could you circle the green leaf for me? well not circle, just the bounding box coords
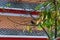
[44,20,51,28]
[6,3,11,7]
[35,2,48,10]
[43,9,47,20]
[49,31,54,40]
[57,3,60,10]
[57,0,60,3]
[26,25,30,31]
[49,3,55,11]
[47,11,52,20]
[26,25,32,33]
[35,3,44,10]
[48,0,54,2]
[37,24,42,30]
[58,25,60,31]
[29,29,32,33]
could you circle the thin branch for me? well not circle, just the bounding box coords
[40,24,50,39]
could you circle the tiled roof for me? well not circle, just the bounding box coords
[8,0,47,4]
[0,15,46,36]
[0,0,47,10]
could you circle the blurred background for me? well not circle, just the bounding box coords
[0,0,47,36]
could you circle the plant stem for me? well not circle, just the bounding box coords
[41,25,50,39]
[53,0,58,38]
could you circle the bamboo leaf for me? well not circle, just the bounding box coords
[37,25,42,30]
[35,2,48,10]
[35,3,44,10]
[26,25,32,33]
[6,3,11,7]
[44,20,52,28]
[26,25,30,31]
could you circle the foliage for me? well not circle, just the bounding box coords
[34,0,60,40]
